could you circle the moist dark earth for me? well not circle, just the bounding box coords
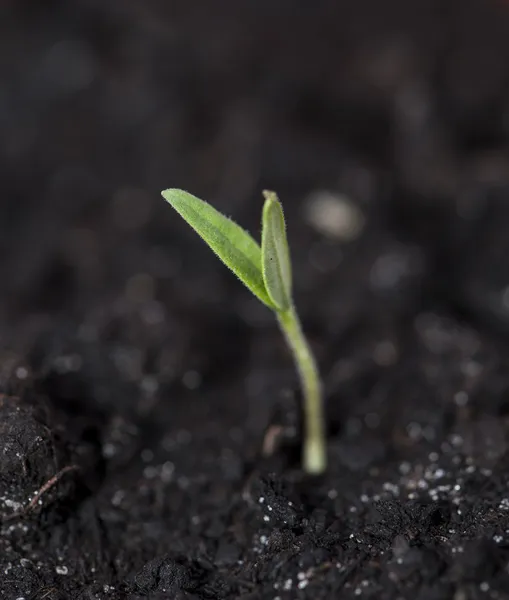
[2,1,509,598]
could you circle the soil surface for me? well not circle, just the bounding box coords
[2,1,509,598]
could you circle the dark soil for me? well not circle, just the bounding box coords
[2,1,509,598]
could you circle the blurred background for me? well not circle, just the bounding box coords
[1,0,509,374]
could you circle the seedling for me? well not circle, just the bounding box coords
[161,189,326,474]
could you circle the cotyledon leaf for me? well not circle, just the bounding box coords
[261,190,292,311]
[161,189,275,309]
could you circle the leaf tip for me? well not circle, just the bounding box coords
[262,189,278,202]
[161,188,187,205]
[262,189,280,213]
[261,189,292,312]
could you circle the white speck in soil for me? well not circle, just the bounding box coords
[15,366,28,379]
[304,190,365,241]
[111,490,125,507]
[2,497,23,512]
[143,465,158,479]
[407,421,422,440]
[283,578,293,590]
[55,565,69,575]
[454,390,469,406]
[498,498,509,511]
[461,360,482,378]
[102,442,117,458]
[382,482,400,496]
[451,434,463,447]
[140,375,159,395]
[161,461,175,482]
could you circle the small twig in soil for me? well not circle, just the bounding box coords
[26,465,80,512]
[261,424,284,457]
[2,465,80,522]
[32,586,59,600]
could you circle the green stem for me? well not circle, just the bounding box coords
[277,305,326,474]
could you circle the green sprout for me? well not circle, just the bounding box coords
[161,188,326,474]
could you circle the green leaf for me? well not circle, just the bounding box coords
[161,189,275,309]
[261,190,293,311]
